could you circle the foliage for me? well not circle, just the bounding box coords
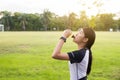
[0,10,120,31]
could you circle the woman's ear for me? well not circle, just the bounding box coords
[83,38,88,43]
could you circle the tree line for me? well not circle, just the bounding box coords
[0,10,120,31]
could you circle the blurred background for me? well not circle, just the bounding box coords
[0,0,120,31]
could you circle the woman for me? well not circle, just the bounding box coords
[52,27,96,80]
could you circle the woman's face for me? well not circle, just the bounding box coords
[73,28,86,44]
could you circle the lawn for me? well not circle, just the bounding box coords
[0,31,120,80]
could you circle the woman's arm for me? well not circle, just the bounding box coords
[52,29,72,60]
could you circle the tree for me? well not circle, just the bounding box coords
[99,14,115,30]
[68,12,77,30]
[0,11,12,31]
[89,16,96,29]
[59,15,68,30]
[13,12,22,30]
[117,19,120,31]
[95,15,104,30]
[94,13,115,31]
[18,13,28,31]
[113,19,120,31]
[79,11,89,27]
[40,9,53,31]
[50,15,68,31]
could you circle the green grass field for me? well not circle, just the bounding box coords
[0,31,120,80]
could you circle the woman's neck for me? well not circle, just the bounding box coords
[77,43,86,50]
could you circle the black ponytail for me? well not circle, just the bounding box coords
[83,27,95,75]
[87,49,92,75]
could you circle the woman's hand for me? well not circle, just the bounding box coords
[62,29,72,38]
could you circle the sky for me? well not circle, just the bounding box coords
[0,0,120,18]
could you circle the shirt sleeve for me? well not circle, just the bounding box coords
[67,49,86,64]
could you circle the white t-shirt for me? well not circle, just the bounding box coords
[67,48,89,80]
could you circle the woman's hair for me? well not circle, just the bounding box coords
[83,27,96,75]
